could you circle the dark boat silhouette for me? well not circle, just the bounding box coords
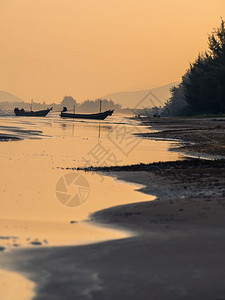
[60,108,114,120]
[60,101,114,120]
[14,107,53,117]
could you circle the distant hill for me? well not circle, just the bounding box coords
[0,91,24,103]
[103,82,179,108]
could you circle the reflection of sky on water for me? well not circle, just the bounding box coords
[0,114,181,247]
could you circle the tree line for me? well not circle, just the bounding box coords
[163,19,225,116]
[0,97,122,114]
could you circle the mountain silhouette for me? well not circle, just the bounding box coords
[103,82,179,108]
[0,91,24,103]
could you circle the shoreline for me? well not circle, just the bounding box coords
[135,116,225,157]
[1,116,225,299]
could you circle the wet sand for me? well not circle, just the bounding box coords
[135,116,225,157]
[1,116,225,299]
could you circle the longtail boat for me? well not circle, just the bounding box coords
[14,107,53,117]
[60,108,114,120]
[60,101,114,120]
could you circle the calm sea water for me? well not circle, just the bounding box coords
[0,113,182,247]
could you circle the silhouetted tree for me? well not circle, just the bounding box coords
[60,96,76,109]
[162,82,187,116]
[78,98,121,112]
[166,19,225,116]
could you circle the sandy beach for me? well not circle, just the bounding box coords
[1,116,225,299]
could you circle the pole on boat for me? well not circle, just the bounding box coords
[100,100,102,113]
[98,124,101,138]
[30,99,33,111]
[73,104,75,114]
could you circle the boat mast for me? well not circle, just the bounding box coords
[100,100,102,113]
[30,99,33,111]
[73,104,75,113]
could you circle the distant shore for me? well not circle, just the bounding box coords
[1,116,225,299]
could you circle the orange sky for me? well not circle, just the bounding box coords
[0,0,225,102]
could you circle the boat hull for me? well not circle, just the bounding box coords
[60,110,113,120]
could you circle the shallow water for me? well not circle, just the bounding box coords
[0,113,182,248]
[0,269,35,300]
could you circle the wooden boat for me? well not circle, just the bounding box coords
[14,107,53,117]
[60,101,114,120]
[60,108,114,120]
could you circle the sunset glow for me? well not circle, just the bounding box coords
[1,0,225,102]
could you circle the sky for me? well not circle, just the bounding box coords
[0,0,225,103]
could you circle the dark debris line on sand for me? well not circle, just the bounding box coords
[0,134,21,141]
[79,158,225,173]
